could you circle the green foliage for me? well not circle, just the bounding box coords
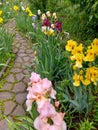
[93,102,98,127]
[31,30,68,83]
[28,0,63,12]
[57,79,96,114]
[6,116,35,130]
[6,102,38,130]
[68,0,98,40]
[15,13,33,34]
[0,28,13,70]
[28,0,47,12]
[0,1,14,23]
[35,34,59,81]
[78,119,96,130]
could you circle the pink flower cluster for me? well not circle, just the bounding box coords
[26,72,67,130]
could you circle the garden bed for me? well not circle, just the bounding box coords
[0,0,98,129]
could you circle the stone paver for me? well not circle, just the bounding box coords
[6,74,15,83]
[10,68,22,73]
[15,92,27,105]
[0,92,13,100]
[0,18,34,129]
[11,105,25,116]
[4,101,16,115]
[12,82,26,93]
[16,73,24,81]
[15,57,23,63]
[0,119,9,130]
[1,83,12,90]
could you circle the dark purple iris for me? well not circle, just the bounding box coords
[42,19,51,27]
[55,21,62,32]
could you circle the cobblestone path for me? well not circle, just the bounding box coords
[0,19,34,130]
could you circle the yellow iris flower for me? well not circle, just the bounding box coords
[72,43,83,55]
[65,39,77,52]
[13,5,19,11]
[73,73,80,86]
[28,12,34,17]
[75,53,84,68]
[92,38,98,46]
[84,49,95,62]
[47,28,54,36]
[0,10,2,16]
[90,67,98,86]
[92,45,98,56]
[82,67,98,86]
[0,17,3,23]
[25,7,30,12]
[82,79,91,86]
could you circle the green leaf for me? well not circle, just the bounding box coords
[70,100,79,108]
[0,63,7,66]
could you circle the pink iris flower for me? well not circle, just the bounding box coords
[34,111,67,130]
[30,72,41,83]
[26,72,67,129]
[26,73,56,111]
[34,100,67,130]
[37,100,56,118]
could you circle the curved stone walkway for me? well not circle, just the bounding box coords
[0,19,34,130]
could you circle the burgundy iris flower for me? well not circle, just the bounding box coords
[55,21,62,32]
[42,19,51,27]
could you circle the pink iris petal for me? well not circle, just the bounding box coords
[34,116,50,130]
[41,78,52,91]
[32,83,43,94]
[27,92,36,100]
[34,115,67,130]
[37,100,56,118]
[52,112,64,126]
[34,116,44,130]
[49,125,60,130]
[27,87,37,99]
[26,99,33,111]
[50,88,56,99]
[61,121,67,130]
[27,87,32,91]
[30,72,41,83]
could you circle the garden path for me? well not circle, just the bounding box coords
[0,18,34,130]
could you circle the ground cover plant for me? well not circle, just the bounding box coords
[1,0,98,130]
